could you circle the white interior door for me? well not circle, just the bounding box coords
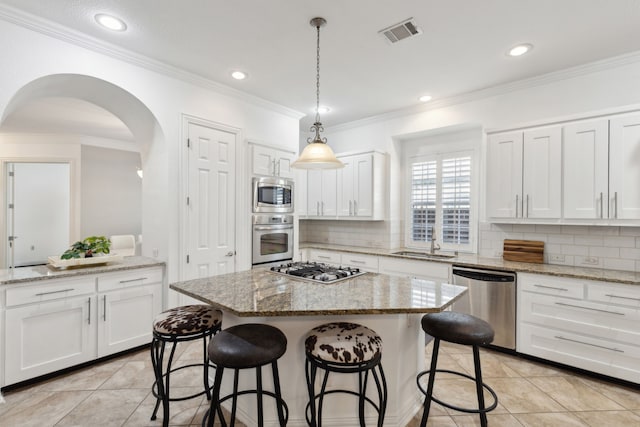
[185,122,237,280]
[6,162,70,267]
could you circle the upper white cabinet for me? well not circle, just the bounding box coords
[563,113,640,221]
[487,126,561,219]
[302,150,387,221]
[250,142,295,179]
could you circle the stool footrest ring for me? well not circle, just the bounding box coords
[202,389,289,426]
[305,389,382,425]
[416,369,498,414]
[151,362,217,402]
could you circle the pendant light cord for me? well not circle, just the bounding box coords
[315,23,321,124]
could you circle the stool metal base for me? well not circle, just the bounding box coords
[305,354,387,427]
[416,339,497,427]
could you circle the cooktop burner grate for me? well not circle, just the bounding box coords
[269,262,366,284]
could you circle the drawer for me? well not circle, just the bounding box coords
[518,323,640,384]
[518,273,584,299]
[97,267,163,292]
[587,281,640,309]
[340,253,378,272]
[519,292,640,343]
[308,250,341,265]
[6,276,96,307]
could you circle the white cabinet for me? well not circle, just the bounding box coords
[250,143,295,178]
[308,249,380,273]
[306,169,337,217]
[2,266,164,386]
[4,277,96,385]
[378,257,450,281]
[295,168,308,216]
[487,127,561,219]
[307,249,341,265]
[518,273,640,383]
[337,152,385,219]
[609,114,640,220]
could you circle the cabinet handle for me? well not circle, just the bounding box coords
[316,201,320,216]
[533,284,568,292]
[272,159,276,176]
[317,255,331,260]
[554,335,624,353]
[347,259,365,264]
[599,192,603,219]
[605,294,640,302]
[321,201,324,216]
[119,277,147,283]
[88,297,91,325]
[353,200,357,215]
[349,200,353,216]
[555,302,625,316]
[103,295,107,321]
[515,195,519,218]
[35,288,75,296]
[614,191,618,219]
[526,194,529,218]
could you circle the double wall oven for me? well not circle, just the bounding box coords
[252,177,294,266]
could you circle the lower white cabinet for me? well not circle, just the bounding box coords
[518,273,640,383]
[2,266,164,386]
[307,249,379,273]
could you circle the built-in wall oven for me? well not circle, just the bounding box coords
[252,214,294,266]
[253,177,294,213]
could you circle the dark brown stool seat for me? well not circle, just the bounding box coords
[203,323,288,427]
[150,305,223,427]
[417,312,498,427]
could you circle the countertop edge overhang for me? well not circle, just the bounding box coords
[0,256,166,285]
[301,243,640,285]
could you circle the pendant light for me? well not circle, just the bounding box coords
[292,17,344,169]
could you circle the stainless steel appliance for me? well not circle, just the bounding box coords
[253,177,294,213]
[270,262,366,284]
[451,266,516,350]
[252,214,294,265]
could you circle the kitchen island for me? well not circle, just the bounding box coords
[170,267,467,427]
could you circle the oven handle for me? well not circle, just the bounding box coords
[253,225,293,231]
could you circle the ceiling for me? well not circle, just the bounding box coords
[2,0,640,139]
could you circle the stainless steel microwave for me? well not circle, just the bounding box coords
[253,177,294,213]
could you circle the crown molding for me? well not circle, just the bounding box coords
[0,4,305,120]
[327,50,640,133]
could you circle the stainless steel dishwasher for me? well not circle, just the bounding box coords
[451,266,516,350]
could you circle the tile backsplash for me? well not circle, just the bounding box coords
[300,219,402,249]
[479,222,640,272]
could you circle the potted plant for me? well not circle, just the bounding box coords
[61,236,111,259]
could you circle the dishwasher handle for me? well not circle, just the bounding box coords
[452,268,515,282]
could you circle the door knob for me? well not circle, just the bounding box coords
[225,251,235,257]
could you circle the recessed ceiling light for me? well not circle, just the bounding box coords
[508,43,533,57]
[231,71,247,80]
[95,13,127,31]
[316,106,331,114]
[419,95,432,103]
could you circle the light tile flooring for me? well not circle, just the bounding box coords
[1,340,639,426]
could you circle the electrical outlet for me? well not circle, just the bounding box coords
[549,254,565,263]
[581,256,599,265]
[494,250,503,257]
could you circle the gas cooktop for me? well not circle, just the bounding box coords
[270,262,366,284]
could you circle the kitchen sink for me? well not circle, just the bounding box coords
[391,251,456,259]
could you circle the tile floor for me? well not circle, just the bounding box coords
[1,340,639,426]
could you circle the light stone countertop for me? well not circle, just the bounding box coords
[302,243,640,285]
[169,267,468,317]
[0,256,166,285]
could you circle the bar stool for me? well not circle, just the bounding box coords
[304,322,387,427]
[416,312,498,427]
[203,323,288,427]
[150,305,223,427]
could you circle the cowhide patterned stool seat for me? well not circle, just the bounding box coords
[417,312,498,427]
[150,305,223,427]
[202,323,288,427]
[304,322,387,427]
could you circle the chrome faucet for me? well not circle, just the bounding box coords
[430,225,441,254]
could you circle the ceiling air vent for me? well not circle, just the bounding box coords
[379,18,422,44]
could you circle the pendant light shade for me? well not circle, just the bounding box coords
[292,17,344,170]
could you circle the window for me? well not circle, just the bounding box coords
[407,152,472,251]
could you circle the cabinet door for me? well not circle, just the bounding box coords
[98,284,162,357]
[337,157,355,217]
[295,169,307,216]
[563,120,609,219]
[486,132,523,218]
[275,151,295,179]
[252,145,275,176]
[353,154,374,217]
[5,295,95,385]
[320,169,337,217]
[610,114,640,220]
[523,127,562,218]
[307,170,322,217]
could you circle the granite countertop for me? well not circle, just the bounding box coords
[301,243,640,285]
[170,267,468,317]
[0,256,166,285]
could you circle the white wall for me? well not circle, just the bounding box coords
[0,17,302,284]
[80,145,142,239]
